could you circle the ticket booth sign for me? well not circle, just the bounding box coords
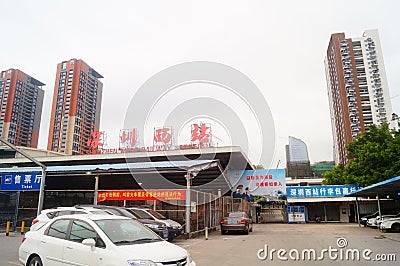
[98,190,186,202]
[1,172,42,191]
[287,205,306,223]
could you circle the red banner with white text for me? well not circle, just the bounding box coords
[97,190,186,202]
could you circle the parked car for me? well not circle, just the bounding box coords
[30,206,111,231]
[220,211,253,235]
[367,214,397,228]
[79,205,169,240]
[360,211,379,227]
[129,207,184,240]
[19,214,195,266]
[379,217,400,232]
[361,210,400,227]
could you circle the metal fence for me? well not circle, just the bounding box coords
[154,193,253,235]
[0,192,18,232]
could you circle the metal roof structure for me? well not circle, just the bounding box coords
[0,160,217,173]
[0,146,253,169]
[347,176,400,199]
[0,146,253,194]
[0,159,232,193]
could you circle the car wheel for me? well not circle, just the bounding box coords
[392,223,400,233]
[28,256,43,266]
[221,230,226,235]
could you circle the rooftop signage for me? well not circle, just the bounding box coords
[87,123,213,154]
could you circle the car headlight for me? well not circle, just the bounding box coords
[127,260,157,266]
[145,224,158,229]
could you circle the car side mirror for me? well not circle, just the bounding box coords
[82,238,96,251]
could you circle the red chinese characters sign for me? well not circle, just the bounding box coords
[87,131,105,154]
[191,123,211,144]
[153,127,172,145]
[97,190,186,202]
[119,129,137,149]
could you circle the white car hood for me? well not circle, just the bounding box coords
[165,219,182,227]
[117,241,187,262]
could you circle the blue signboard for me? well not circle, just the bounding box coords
[287,205,306,223]
[286,185,359,198]
[1,172,42,191]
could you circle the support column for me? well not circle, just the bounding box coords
[185,172,191,236]
[196,191,199,232]
[209,194,212,228]
[93,176,99,205]
[323,204,327,222]
[37,170,47,215]
[203,192,206,229]
[355,197,360,226]
[377,193,382,219]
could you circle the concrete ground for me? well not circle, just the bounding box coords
[174,223,400,266]
[1,223,399,265]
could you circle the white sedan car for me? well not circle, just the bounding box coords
[379,217,400,232]
[19,214,195,266]
[366,215,397,227]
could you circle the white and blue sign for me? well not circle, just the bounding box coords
[230,169,286,197]
[287,185,359,198]
[1,172,42,191]
[287,205,306,223]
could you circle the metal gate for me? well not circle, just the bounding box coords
[0,191,19,232]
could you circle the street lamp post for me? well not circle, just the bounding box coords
[185,171,198,237]
[0,138,47,215]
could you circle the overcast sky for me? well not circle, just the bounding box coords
[1,0,399,168]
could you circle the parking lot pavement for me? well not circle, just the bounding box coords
[380,229,400,242]
[0,231,23,265]
[174,224,400,266]
[2,224,399,266]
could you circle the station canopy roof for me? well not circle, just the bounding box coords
[0,160,218,174]
[347,176,400,199]
[0,147,255,194]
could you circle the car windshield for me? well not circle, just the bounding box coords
[95,219,161,245]
[90,210,112,215]
[125,209,140,219]
[147,209,167,219]
[118,208,138,219]
[131,209,154,220]
[227,212,244,218]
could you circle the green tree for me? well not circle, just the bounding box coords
[322,163,347,185]
[323,121,400,187]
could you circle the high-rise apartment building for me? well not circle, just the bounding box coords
[47,59,103,155]
[325,29,393,165]
[0,69,44,148]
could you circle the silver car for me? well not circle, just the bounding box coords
[220,211,253,235]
